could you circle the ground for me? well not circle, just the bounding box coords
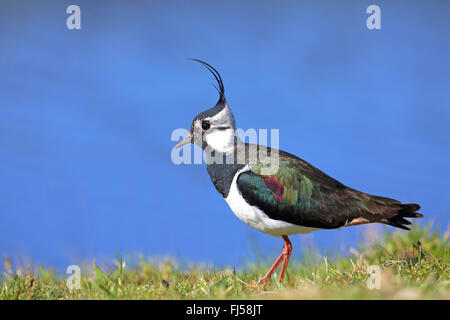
[1,224,448,299]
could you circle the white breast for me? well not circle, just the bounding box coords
[225,165,321,237]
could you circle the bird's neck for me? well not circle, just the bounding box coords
[203,127,246,198]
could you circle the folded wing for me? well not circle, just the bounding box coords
[237,149,422,230]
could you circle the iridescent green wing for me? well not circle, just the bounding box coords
[237,149,421,229]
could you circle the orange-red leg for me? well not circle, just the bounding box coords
[259,250,284,285]
[259,235,292,285]
[278,236,292,282]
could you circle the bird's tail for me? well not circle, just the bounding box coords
[384,203,423,230]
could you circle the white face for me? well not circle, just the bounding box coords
[204,127,235,153]
[194,104,237,153]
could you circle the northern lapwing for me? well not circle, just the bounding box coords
[175,59,423,285]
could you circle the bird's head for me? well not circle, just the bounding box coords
[175,59,237,153]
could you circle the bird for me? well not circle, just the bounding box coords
[175,59,423,285]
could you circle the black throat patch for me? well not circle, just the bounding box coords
[206,153,245,198]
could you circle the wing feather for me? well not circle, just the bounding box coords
[236,148,421,229]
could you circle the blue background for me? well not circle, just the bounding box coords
[1,0,449,271]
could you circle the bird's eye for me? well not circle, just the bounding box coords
[201,120,210,130]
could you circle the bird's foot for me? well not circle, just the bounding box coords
[258,273,273,286]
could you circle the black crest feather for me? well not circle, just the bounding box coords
[188,58,225,104]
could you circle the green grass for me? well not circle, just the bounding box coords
[1,224,449,299]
